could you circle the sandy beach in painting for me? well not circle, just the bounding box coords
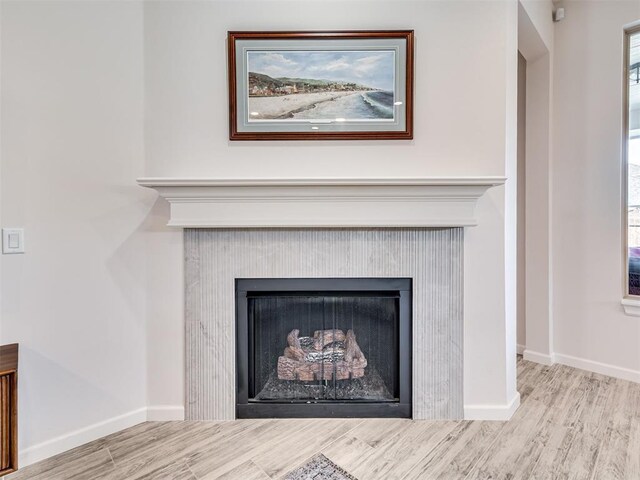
[248,91,365,120]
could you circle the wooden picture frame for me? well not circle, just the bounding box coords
[228,30,414,141]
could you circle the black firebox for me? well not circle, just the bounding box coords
[235,278,412,418]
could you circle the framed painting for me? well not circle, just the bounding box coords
[228,30,414,141]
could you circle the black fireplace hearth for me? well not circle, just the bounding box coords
[235,278,412,418]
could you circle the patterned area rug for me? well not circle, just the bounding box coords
[284,454,358,480]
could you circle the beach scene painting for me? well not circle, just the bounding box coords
[246,50,396,122]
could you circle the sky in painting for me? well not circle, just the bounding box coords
[247,50,395,91]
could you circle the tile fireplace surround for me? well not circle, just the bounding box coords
[139,177,505,421]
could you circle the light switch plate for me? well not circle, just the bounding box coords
[2,228,24,254]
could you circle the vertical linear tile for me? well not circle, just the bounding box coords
[184,228,464,420]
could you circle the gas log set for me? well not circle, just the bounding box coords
[277,329,367,382]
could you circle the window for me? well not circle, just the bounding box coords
[625,27,640,296]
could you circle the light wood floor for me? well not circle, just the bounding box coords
[7,357,640,480]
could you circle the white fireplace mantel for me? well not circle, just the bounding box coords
[137,177,506,228]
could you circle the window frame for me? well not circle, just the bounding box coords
[623,25,640,299]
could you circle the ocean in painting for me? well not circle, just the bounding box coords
[291,90,394,120]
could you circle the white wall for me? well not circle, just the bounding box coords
[7,0,640,463]
[524,52,554,361]
[518,0,555,364]
[503,0,519,414]
[144,0,519,417]
[552,0,640,378]
[0,0,152,464]
[144,1,510,178]
[145,202,184,413]
[0,0,524,464]
[517,52,527,352]
[520,0,554,54]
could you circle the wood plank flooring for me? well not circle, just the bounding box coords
[6,357,640,479]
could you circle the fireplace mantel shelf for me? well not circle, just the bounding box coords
[137,177,506,228]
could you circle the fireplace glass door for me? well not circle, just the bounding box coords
[236,278,412,418]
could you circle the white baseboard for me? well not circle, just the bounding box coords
[523,349,555,366]
[521,348,640,383]
[19,407,148,468]
[516,344,526,355]
[554,353,640,384]
[19,405,184,468]
[464,392,521,421]
[147,405,185,421]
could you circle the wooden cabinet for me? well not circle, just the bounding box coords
[0,344,18,475]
